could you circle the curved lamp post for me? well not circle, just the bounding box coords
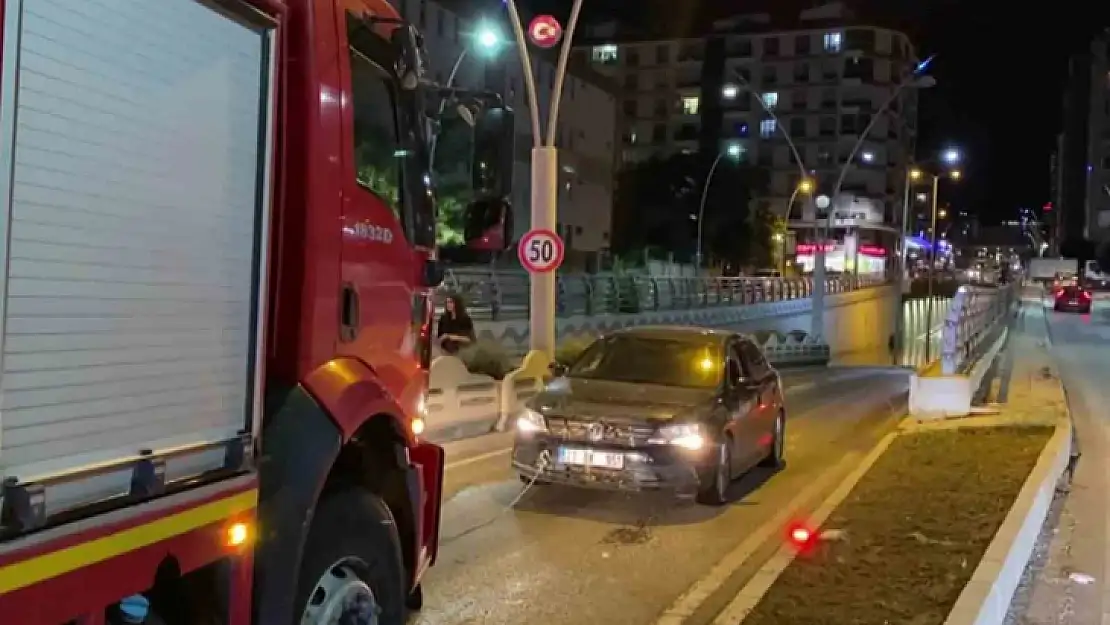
[502,0,587,358]
[809,67,937,339]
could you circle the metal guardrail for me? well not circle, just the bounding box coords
[439,268,890,321]
[940,284,1016,375]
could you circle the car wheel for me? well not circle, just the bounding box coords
[294,489,407,625]
[697,442,731,506]
[760,411,786,469]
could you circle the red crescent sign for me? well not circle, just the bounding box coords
[528,15,562,49]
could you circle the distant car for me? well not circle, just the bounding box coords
[512,326,786,506]
[1053,285,1092,314]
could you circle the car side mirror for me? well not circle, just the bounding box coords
[549,362,568,377]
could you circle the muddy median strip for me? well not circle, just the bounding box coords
[738,426,1054,625]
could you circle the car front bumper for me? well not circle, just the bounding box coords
[512,433,716,495]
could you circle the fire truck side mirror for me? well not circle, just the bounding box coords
[462,197,513,251]
[471,106,514,200]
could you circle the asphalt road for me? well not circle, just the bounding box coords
[413,366,910,625]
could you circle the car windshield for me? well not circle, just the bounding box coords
[1061,286,1085,296]
[566,335,722,389]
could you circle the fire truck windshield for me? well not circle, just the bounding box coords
[346,12,437,249]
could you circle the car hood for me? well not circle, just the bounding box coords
[531,377,716,421]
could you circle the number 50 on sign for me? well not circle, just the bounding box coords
[518,228,565,274]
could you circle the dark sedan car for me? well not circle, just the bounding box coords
[512,326,786,506]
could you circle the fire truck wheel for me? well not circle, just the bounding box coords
[295,489,407,625]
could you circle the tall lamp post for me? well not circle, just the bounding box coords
[694,148,736,271]
[729,71,813,219]
[694,154,811,272]
[503,0,587,359]
[810,64,936,339]
[916,163,962,362]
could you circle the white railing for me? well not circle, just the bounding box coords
[941,284,1015,375]
[425,352,546,442]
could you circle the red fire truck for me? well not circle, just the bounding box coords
[0,0,513,623]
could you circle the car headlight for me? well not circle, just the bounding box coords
[516,408,547,433]
[649,423,704,450]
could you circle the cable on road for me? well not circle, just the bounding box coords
[440,449,553,545]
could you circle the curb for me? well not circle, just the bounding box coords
[711,429,901,623]
[942,402,1072,625]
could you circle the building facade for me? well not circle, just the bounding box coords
[405,0,618,268]
[1057,29,1110,248]
[574,2,919,249]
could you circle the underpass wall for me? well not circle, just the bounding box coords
[475,285,899,357]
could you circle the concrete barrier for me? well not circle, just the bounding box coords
[909,284,1015,419]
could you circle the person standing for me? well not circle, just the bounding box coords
[437,294,476,355]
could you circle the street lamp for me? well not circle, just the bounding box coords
[695,148,741,270]
[810,66,937,339]
[502,0,587,358]
[730,70,811,217]
[912,166,963,362]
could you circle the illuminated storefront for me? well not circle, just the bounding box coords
[794,243,887,274]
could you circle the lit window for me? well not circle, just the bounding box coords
[591,44,619,64]
[861,151,874,163]
[823,32,842,52]
[722,84,738,99]
[760,92,778,109]
[682,96,699,115]
[760,119,776,138]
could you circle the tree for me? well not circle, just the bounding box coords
[612,152,767,266]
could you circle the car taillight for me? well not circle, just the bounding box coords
[1082,291,1092,300]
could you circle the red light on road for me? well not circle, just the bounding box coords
[786,522,815,548]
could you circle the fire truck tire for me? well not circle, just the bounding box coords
[295,488,408,624]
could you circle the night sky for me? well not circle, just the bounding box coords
[526,0,1110,224]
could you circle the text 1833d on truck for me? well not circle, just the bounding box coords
[0,0,515,623]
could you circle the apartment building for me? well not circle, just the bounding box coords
[574,2,919,248]
[406,0,618,268]
[1057,28,1110,248]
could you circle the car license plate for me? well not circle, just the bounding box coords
[1070,300,1078,305]
[558,447,624,469]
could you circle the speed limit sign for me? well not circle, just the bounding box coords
[518,228,565,274]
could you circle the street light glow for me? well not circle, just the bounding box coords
[475,23,503,52]
[942,148,961,164]
[798,178,815,193]
[726,143,742,158]
[722,84,738,99]
[861,151,874,163]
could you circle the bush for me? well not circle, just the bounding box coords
[554,336,595,366]
[458,340,512,379]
